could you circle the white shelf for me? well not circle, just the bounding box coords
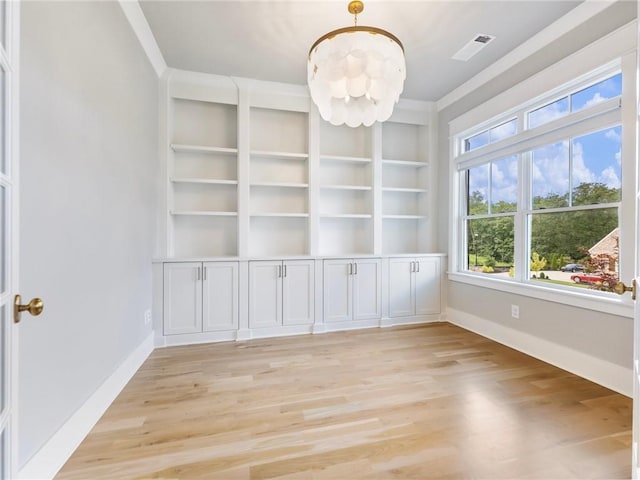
[171,178,238,185]
[251,150,308,160]
[383,215,427,220]
[320,154,371,164]
[171,144,238,155]
[382,159,428,168]
[250,213,309,218]
[320,214,373,219]
[382,187,428,193]
[320,184,372,191]
[250,182,309,189]
[171,211,238,217]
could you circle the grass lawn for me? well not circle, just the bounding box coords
[531,278,591,289]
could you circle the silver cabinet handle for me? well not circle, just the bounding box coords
[197,266,201,281]
[354,262,358,275]
[278,265,282,278]
[284,264,287,277]
[348,263,352,275]
[416,261,420,273]
[410,261,415,273]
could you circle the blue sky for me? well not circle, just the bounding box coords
[468,73,622,209]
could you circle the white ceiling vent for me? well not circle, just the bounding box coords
[452,34,496,62]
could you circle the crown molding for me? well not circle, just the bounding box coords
[118,0,167,78]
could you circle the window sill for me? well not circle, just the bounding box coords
[447,271,634,318]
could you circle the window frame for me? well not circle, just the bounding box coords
[449,52,635,318]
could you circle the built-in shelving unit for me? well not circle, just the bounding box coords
[318,124,374,256]
[167,93,239,258]
[249,106,310,256]
[381,120,431,255]
[160,71,436,260]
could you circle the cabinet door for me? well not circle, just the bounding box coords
[249,261,282,328]
[163,262,202,335]
[389,258,414,318]
[282,260,314,326]
[203,262,239,332]
[324,259,352,323]
[353,258,382,321]
[415,257,441,315]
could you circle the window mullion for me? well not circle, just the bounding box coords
[515,151,531,282]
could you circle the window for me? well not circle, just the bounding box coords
[464,119,517,152]
[527,73,622,129]
[455,67,623,295]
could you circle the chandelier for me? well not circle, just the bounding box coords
[307,1,406,128]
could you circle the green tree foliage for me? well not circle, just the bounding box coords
[531,183,618,261]
[530,252,547,271]
[467,182,620,266]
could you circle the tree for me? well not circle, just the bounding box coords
[530,252,547,272]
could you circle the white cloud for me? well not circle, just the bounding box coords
[532,141,570,197]
[605,128,622,143]
[572,142,596,186]
[490,121,517,142]
[584,92,607,109]
[599,166,621,189]
[529,102,567,128]
[616,149,621,165]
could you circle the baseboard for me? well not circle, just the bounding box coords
[17,332,155,480]
[447,308,632,397]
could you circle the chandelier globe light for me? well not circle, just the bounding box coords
[307,1,406,128]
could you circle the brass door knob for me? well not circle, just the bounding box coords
[14,295,44,324]
[611,279,637,300]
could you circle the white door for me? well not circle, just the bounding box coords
[249,261,281,328]
[353,258,381,321]
[414,257,441,316]
[323,259,352,323]
[389,258,414,318]
[163,262,202,335]
[282,260,314,326]
[1,2,18,477]
[203,262,238,332]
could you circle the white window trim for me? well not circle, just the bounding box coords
[448,23,637,318]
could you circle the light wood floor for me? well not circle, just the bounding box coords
[56,323,632,479]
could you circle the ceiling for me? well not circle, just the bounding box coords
[139,0,584,102]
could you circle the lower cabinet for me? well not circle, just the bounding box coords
[323,258,382,323]
[249,260,314,328]
[389,256,441,318]
[161,255,443,342]
[163,261,238,335]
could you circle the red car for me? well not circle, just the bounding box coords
[570,274,609,286]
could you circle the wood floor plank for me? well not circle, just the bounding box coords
[56,323,632,479]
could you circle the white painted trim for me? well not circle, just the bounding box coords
[448,272,634,319]
[16,334,154,480]
[448,307,632,397]
[436,0,618,111]
[8,1,21,478]
[118,0,167,78]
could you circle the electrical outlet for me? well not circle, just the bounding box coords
[511,305,520,319]
[144,309,152,325]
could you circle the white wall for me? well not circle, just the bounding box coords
[18,1,158,468]
[437,2,637,393]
